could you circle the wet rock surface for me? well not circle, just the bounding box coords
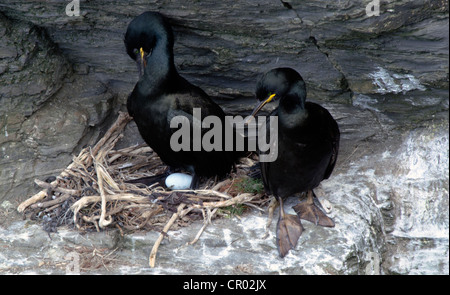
[0,0,448,274]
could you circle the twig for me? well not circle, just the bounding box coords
[34,179,82,196]
[173,189,233,200]
[30,194,72,209]
[191,193,255,209]
[149,203,186,268]
[95,160,113,229]
[17,151,87,213]
[87,112,132,167]
[188,207,218,245]
[71,193,151,226]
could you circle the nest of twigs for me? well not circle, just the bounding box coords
[18,112,269,267]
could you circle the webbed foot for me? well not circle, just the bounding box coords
[293,190,335,227]
[276,198,304,258]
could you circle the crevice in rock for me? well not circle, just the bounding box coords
[280,0,293,10]
[279,0,303,23]
[278,1,351,98]
[309,35,352,97]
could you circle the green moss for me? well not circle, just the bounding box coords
[217,177,265,218]
[219,204,246,218]
[235,177,264,195]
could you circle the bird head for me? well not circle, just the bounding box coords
[124,11,174,77]
[250,67,306,118]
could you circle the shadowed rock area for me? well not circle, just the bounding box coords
[0,0,448,274]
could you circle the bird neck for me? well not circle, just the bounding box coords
[278,93,307,128]
[139,36,177,96]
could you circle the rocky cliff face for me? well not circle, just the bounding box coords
[0,0,448,274]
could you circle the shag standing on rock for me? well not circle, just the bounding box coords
[124,12,242,188]
[250,68,340,257]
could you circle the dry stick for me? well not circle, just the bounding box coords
[173,189,233,200]
[17,191,47,213]
[17,148,89,213]
[30,193,72,209]
[210,179,230,192]
[190,193,255,209]
[242,202,266,212]
[107,145,152,163]
[82,215,100,232]
[149,203,187,268]
[70,194,151,211]
[185,193,257,246]
[34,179,82,196]
[71,193,150,226]
[87,112,132,167]
[188,207,218,245]
[95,161,113,229]
[92,132,124,229]
[17,113,130,213]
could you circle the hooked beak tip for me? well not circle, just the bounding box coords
[248,93,276,119]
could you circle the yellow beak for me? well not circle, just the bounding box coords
[245,93,276,124]
[250,93,276,117]
[137,47,147,77]
[140,47,146,68]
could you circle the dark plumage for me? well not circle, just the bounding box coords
[124,12,241,188]
[251,67,340,257]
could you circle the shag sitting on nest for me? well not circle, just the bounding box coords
[250,68,340,257]
[124,11,244,189]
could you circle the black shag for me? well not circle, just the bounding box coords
[124,12,242,188]
[250,67,340,257]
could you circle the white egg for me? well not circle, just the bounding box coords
[165,173,193,190]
